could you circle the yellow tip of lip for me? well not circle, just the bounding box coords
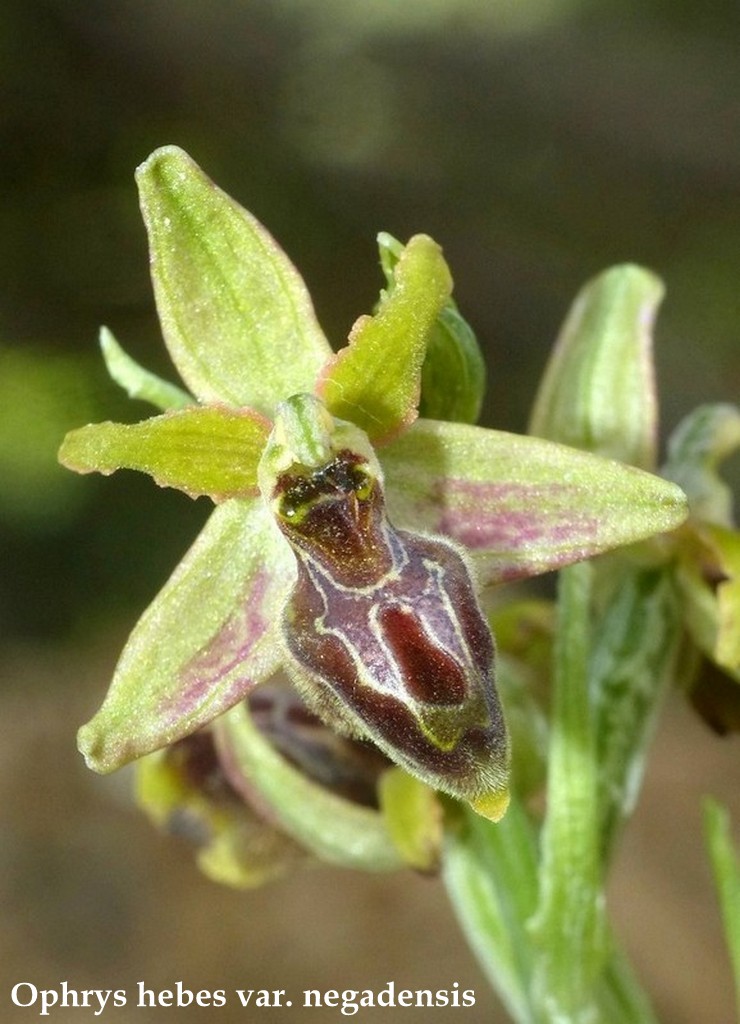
[469,788,510,823]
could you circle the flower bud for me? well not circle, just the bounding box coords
[136,729,309,888]
[259,394,510,818]
[529,263,663,470]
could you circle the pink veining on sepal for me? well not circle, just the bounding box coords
[170,567,283,725]
[78,501,295,774]
[432,478,600,582]
[382,420,687,588]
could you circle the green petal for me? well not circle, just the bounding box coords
[529,264,663,470]
[78,500,294,772]
[59,405,270,501]
[377,232,486,425]
[136,146,331,412]
[215,701,404,872]
[381,419,688,585]
[317,234,452,443]
[99,326,193,411]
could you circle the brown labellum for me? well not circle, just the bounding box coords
[268,439,509,815]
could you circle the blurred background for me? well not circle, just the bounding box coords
[2,1,740,1021]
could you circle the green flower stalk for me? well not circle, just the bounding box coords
[59,148,687,875]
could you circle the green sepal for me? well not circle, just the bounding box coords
[136,146,331,413]
[418,305,487,424]
[317,234,452,444]
[377,767,444,872]
[59,404,270,502]
[664,403,740,527]
[377,232,485,424]
[377,230,406,284]
[529,264,663,470]
[381,419,688,585]
[78,500,294,772]
[136,741,308,889]
[215,701,404,872]
[99,326,193,411]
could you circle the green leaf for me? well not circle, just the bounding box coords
[215,701,404,872]
[444,797,659,1024]
[136,146,331,413]
[704,799,740,1020]
[597,947,660,1024]
[381,419,688,585]
[442,800,540,1023]
[591,568,683,857]
[664,404,740,527]
[318,234,452,443]
[99,326,193,411]
[59,404,270,502]
[529,264,663,471]
[78,500,294,772]
[377,232,486,424]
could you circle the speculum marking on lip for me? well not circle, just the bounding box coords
[377,604,467,706]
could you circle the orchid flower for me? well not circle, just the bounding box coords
[662,403,740,733]
[59,148,687,856]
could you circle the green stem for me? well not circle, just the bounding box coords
[529,560,606,1024]
[443,556,673,1023]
